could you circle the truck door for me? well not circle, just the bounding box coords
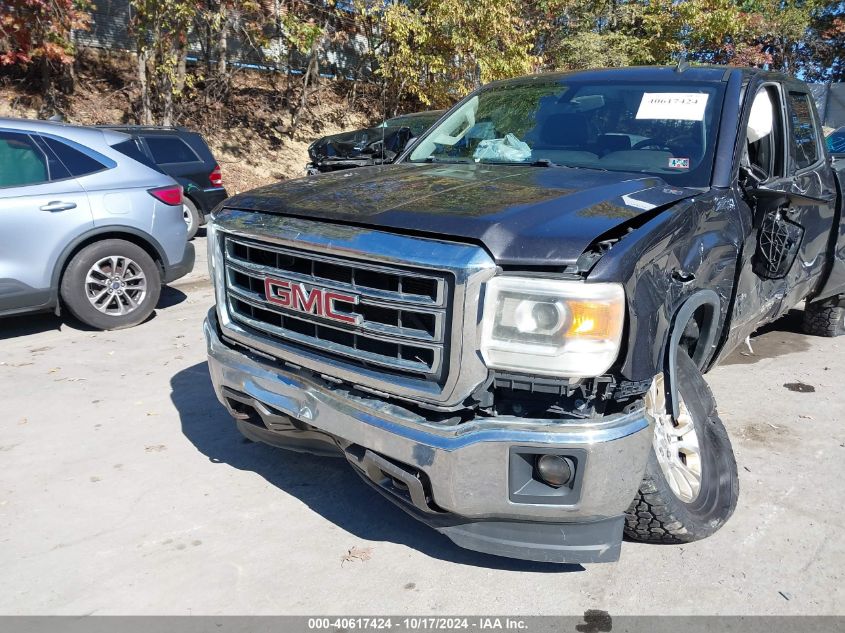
[776,88,838,308]
[733,83,836,333]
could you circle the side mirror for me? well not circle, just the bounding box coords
[745,185,827,208]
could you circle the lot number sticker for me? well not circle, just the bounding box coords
[636,93,709,121]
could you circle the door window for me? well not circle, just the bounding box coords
[32,136,72,181]
[0,131,49,188]
[787,91,821,170]
[144,136,199,164]
[744,86,784,182]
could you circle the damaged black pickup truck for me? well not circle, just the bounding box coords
[204,66,845,563]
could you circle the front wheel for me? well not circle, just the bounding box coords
[625,350,739,544]
[60,239,161,330]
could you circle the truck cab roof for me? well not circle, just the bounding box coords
[480,65,793,90]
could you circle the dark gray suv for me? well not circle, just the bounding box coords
[102,125,228,239]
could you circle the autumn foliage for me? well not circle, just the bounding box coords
[0,0,91,67]
[0,0,843,121]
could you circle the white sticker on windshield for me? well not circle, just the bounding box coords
[636,93,709,121]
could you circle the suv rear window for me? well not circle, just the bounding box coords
[112,138,162,171]
[145,136,199,164]
[42,137,108,177]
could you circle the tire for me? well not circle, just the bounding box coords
[183,198,201,240]
[801,298,845,337]
[60,239,161,330]
[624,350,739,544]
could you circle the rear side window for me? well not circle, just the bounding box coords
[787,92,820,169]
[0,131,49,187]
[144,136,199,164]
[42,136,108,177]
[32,136,72,180]
[112,138,162,172]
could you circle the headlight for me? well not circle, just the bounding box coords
[480,276,625,378]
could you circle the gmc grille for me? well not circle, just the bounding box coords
[223,236,451,381]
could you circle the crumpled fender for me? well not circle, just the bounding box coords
[587,189,746,385]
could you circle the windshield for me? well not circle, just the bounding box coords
[408,80,725,187]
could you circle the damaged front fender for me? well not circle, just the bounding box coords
[587,190,746,384]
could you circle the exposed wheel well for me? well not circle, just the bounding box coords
[664,290,720,419]
[54,231,166,300]
[679,305,708,365]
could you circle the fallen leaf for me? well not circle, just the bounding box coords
[341,546,373,566]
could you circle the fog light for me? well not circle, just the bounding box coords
[535,454,573,488]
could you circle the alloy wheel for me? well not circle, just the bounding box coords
[646,373,703,503]
[84,256,148,316]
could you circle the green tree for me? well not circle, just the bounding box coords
[530,0,653,70]
[131,0,198,125]
[379,0,536,109]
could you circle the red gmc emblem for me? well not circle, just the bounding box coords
[264,277,361,325]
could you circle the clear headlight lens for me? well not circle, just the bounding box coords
[480,276,625,377]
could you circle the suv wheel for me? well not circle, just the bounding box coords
[60,239,161,330]
[801,298,845,337]
[183,198,201,240]
[624,350,739,543]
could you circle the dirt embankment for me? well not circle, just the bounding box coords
[0,49,379,193]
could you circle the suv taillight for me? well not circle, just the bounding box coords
[148,185,183,206]
[210,164,223,187]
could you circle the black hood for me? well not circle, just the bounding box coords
[225,163,697,266]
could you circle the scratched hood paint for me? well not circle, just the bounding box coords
[224,163,697,266]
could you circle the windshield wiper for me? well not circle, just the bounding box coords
[530,159,557,167]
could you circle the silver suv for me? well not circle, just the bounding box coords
[0,118,194,329]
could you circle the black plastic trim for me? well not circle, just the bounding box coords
[666,289,720,420]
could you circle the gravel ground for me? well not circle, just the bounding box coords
[1,235,843,615]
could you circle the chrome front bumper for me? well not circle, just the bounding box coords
[204,310,653,563]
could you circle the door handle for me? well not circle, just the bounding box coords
[40,201,77,212]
